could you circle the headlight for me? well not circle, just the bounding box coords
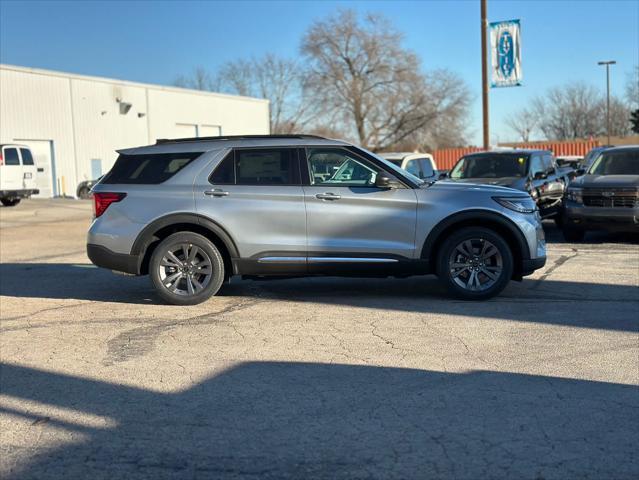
[493,196,537,214]
[566,187,583,203]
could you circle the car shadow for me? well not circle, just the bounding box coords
[1,361,637,479]
[1,262,637,332]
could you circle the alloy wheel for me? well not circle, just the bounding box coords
[158,243,213,296]
[448,238,503,292]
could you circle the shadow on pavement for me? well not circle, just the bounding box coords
[1,361,637,479]
[0,262,637,332]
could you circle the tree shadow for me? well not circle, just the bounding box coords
[2,361,638,479]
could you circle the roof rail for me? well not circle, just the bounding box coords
[155,134,326,145]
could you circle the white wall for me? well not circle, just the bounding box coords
[0,64,269,196]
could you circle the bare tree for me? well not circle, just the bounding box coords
[608,96,632,137]
[218,54,318,133]
[530,83,603,140]
[173,67,219,91]
[625,65,639,108]
[505,108,538,142]
[301,10,469,151]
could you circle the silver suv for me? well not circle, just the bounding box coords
[87,135,546,305]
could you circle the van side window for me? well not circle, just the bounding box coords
[20,149,35,166]
[3,148,20,166]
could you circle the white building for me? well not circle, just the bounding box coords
[0,64,270,197]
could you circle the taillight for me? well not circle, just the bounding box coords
[0,153,3,166]
[93,192,126,218]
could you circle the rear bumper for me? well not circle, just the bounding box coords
[87,244,140,275]
[0,189,39,198]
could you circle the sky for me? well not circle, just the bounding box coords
[1,0,638,145]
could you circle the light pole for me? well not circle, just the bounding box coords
[481,0,489,149]
[597,60,616,145]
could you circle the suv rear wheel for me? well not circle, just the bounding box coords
[149,232,225,305]
[436,227,514,300]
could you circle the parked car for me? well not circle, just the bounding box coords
[0,144,39,206]
[555,155,583,169]
[87,134,546,305]
[562,145,638,241]
[444,150,574,220]
[381,152,438,181]
[77,177,102,199]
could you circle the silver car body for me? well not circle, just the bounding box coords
[88,136,545,279]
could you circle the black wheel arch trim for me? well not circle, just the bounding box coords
[420,210,532,262]
[130,213,240,269]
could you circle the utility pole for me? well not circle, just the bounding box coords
[481,0,489,149]
[598,60,616,145]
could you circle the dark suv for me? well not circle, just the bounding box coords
[563,146,639,241]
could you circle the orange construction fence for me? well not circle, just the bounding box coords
[432,140,601,170]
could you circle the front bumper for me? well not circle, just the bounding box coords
[87,244,140,275]
[564,203,639,232]
[0,189,39,198]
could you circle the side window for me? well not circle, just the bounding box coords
[20,149,35,166]
[543,154,554,172]
[307,148,379,186]
[236,149,299,185]
[209,151,235,184]
[419,158,435,178]
[530,155,544,176]
[404,159,422,178]
[3,148,20,166]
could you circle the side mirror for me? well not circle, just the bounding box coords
[438,172,448,180]
[375,174,399,189]
[533,171,546,180]
[575,168,586,176]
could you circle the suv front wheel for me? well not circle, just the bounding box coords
[150,232,225,305]
[436,227,514,300]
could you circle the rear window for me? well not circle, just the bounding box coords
[20,149,35,165]
[3,148,20,166]
[102,152,203,184]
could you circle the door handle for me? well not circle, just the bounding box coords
[316,192,341,200]
[204,189,229,197]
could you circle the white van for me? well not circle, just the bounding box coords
[381,152,438,180]
[0,144,39,206]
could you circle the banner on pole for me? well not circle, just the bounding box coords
[490,19,522,88]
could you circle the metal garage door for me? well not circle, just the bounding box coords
[13,139,56,198]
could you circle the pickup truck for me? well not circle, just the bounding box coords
[443,149,575,220]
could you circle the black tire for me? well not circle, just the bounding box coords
[436,227,514,301]
[77,187,92,199]
[562,226,585,242]
[1,198,21,207]
[149,232,225,305]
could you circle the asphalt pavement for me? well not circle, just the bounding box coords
[1,199,638,479]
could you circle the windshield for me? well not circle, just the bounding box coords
[355,147,425,185]
[450,154,529,179]
[588,150,639,175]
